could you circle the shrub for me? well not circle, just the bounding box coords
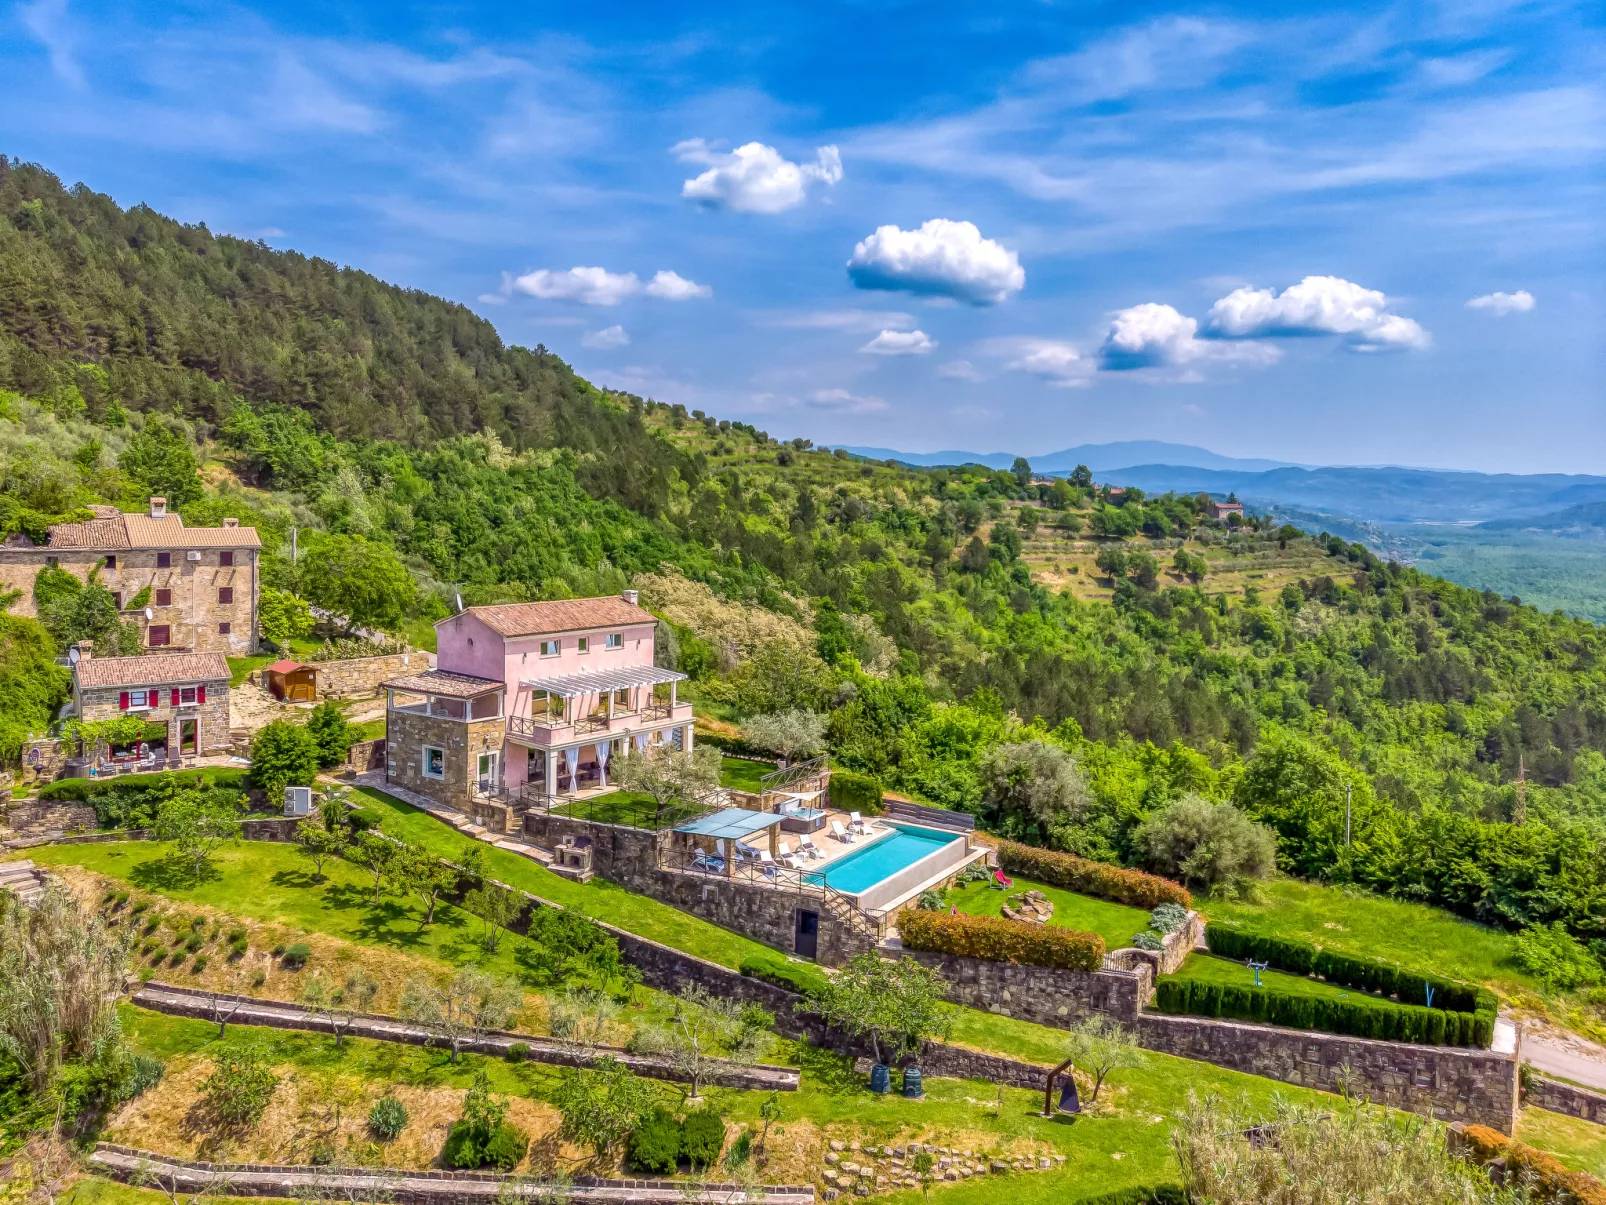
[1457,1124,1606,1205]
[1153,976,1477,1047]
[1131,930,1164,952]
[629,1108,684,1174]
[203,1045,278,1126]
[916,889,945,910]
[739,954,829,997]
[899,909,1104,971]
[828,769,883,816]
[680,1108,726,1170]
[280,942,311,970]
[1150,903,1189,935]
[124,1054,165,1101]
[191,955,209,973]
[1513,922,1604,990]
[1134,795,1276,891]
[994,840,1191,910]
[506,1042,529,1064]
[369,1095,409,1141]
[481,1123,530,1171]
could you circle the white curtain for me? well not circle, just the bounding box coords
[564,746,579,792]
[635,731,650,754]
[596,739,610,788]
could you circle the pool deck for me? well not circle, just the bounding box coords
[731,808,898,872]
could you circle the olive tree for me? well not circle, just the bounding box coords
[400,968,523,1063]
[739,709,827,765]
[1134,793,1276,893]
[613,743,722,822]
[978,740,1092,834]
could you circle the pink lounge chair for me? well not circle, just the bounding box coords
[991,869,1014,890]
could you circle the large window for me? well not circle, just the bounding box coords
[605,633,623,649]
[422,746,446,779]
[539,639,559,657]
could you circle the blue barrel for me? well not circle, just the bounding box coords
[870,1063,891,1094]
[902,1066,924,1098]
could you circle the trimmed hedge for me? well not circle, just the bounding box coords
[1459,1125,1606,1205]
[994,839,1191,910]
[827,769,884,816]
[1152,976,1489,1047]
[900,909,1104,971]
[739,954,829,998]
[1203,922,1497,1044]
[37,768,250,803]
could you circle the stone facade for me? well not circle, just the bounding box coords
[1134,1012,1520,1134]
[77,665,232,756]
[18,739,65,785]
[384,708,506,810]
[898,947,1150,1028]
[1527,1074,1606,1124]
[313,651,430,698]
[347,738,386,773]
[1105,909,1205,978]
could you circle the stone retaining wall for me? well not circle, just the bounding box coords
[347,738,385,773]
[134,981,798,1093]
[1105,910,1204,980]
[312,651,430,698]
[898,947,1149,1028]
[1134,1012,1520,1133]
[88,1144,815,1205]
[1527,1074,1606,1124]
[240,816,304,842]
[4,802,99,836]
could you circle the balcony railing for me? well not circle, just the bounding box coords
[505,704,690,743]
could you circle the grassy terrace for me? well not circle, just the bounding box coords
[947,876,1153,952]
[1166,952,1386,1003]
[720,755,776,793]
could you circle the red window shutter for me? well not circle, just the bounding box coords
[119,691,129,710]
[171,688,180,706]
[197,685,206,704]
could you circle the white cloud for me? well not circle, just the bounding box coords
[1003,339,1094,387]
[938,360,984,381]
[846,219,1025,305]
[860,329,936,355]
[676,139,843,213]
[645,270,712,301]
[1102,302,1282,371]
[1205,275,1430,350]
[1466,289,1535,315]
[581,325,630,349]
[513,266,640,306]
[807,388,888,414]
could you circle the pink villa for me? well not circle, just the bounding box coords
[379,591,693,810]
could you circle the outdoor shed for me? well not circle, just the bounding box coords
[266,659,316,702]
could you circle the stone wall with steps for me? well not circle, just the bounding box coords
[0,859,48,904]
[3,801,99,839]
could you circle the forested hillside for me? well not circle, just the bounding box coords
[4,158,1606,977]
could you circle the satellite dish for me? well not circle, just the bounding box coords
[67,645,80,665]
[145,607,154,621]
[455,593,464,613]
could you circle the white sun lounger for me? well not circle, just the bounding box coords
[849,811,871,834]
[798,835,824,860]
[777,841,793,859]
[832,820,855,844]
[757,850,780,877]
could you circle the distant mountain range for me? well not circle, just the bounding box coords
[836,442,1606,526]
[834,441,1305,475]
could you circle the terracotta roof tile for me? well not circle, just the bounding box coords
[460,596,652,637]
[75,653,231,690]
[46,512,261,550]
[379,669,504,698]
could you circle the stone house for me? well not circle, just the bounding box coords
[1207,499,1245,521]
[72,649,233,760]
[380,591,693,810]
[0,497,261,654]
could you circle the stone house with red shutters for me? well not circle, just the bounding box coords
[0,496,261,654]
[72,649,232,759]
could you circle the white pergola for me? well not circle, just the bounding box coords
[516,665,690,795]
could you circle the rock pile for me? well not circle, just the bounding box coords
[818,1138,1065,1199]
[1000,890,1054,924]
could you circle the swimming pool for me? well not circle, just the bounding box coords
[807,822,962,896]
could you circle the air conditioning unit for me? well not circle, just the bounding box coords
[187,551,202,561]
[284,786,313,817]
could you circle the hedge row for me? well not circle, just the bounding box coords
[899,909,1105,971]
[1153,976,1494,1047]
[994,840,1191,910]
[1459,1125,1606,1205]
[827,769,884,816]
[1204,923,1497,1016]
[37,768,251,802]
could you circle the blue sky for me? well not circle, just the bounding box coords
[3,0,1603,472]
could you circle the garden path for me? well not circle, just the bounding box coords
[1521,1018,1606,1092]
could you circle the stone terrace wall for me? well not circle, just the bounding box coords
[898,947,1149,1028]
[1135,1012,1520,1134]
[1105,910,1205,980]
[313,651,430,698]
[1528,1074,1606,1124]
[348,738,385,773]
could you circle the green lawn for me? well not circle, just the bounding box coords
[550,790,695,829]
[1517,1106,1606,1180]
[1200,877,1531,995]
[948,877,1154,952]
[720,756,774,793]
[111,1001,1339,1205]
[1166,952,1386,1003]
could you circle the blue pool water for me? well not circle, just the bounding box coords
[807,823,960,895]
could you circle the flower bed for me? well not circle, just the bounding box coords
[900,909,1105,971]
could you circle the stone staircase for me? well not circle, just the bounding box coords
[0,860,49,906]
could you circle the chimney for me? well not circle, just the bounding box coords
[621,589,640,606]
[149,497,167,519]
[75,639,93,662]
[221,517,240,528]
